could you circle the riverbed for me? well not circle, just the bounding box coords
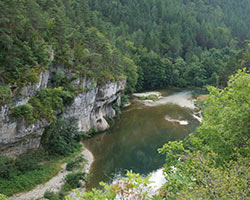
[84,88,204,190]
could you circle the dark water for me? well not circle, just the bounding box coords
[84,89,202,189]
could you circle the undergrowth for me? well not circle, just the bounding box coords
[44,155,87,200]
[63,172,86,191]
[66,156,85,171]
[0,151,61,196]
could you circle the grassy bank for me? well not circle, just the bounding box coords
[0,149,83,197]
[0,157,61,196]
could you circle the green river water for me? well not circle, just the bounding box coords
[84,88,203,189]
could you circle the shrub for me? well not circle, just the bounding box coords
[15,150,48,172]
[112,104,121,115]
[121,94,130,108]
[42,118,82,156]
[104,116,114,127]
[98,71,115,84]
[0,156,15,179]
[50,70,85,95]
[85,128,98,136]
[22,68,40,86]
[64,172,86,189]
[44,191,61,200]
[73,131,89,142]
[30,87,74,122]
[12,104,35,124]
[12,87,75,124]
[0,86,12,106]
[52,70,66,87]
[139,94,158,101]
[66,156,85,171]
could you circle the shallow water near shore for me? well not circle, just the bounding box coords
[84,88,204,190]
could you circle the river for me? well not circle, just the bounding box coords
[84,88,204,190]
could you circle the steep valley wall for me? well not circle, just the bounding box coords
[0,71,126,157]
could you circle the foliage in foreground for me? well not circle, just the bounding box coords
[0,194,7,200]
[66,171,157,200]
[158,69,250,199]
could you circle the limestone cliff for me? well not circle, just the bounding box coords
[63,77,126,132]
[0,72,50,157]
[0,72,126,157]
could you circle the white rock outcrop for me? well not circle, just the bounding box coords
[64,78,126,132]
[0,71,50,157]
[0,71,126,157]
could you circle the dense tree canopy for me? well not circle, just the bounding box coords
[0,0,136,90]
[1,0,250,100]
[89,0,250,90]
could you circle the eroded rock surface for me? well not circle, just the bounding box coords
[0,70,126,157]
[0,71,49,157]
[64,78,126,132]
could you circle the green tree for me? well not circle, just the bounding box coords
[158,69,250,199]
[66,171,155,200]
[0,194,7,200]
[123,56,138,94]
[42,118,83,156]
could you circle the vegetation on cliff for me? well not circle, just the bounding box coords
[0,1,95,84]
[0,0,138,106]
[12,88,74,124]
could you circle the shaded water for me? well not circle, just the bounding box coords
[84,89,203,189]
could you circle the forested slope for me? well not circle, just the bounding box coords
[0,0,137,100]
[1,0,250,98]
[89,0,250,90]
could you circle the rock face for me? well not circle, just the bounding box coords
[0,72,49,157]
[0,72,126,157]
[64,78,126,132]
